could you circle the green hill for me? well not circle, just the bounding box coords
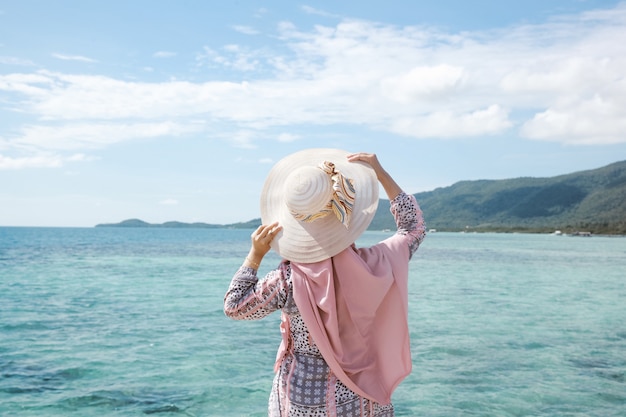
[98,160,626,234]
[370,160,626,234]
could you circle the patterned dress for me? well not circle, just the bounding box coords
[224,192,426,416]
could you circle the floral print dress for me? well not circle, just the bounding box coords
[224,192,426,416]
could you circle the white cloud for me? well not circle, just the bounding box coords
[51,53,98,63]
[277,133,300,142]
[196,45,262,72]
[229,130,258,149]
[159,199,179,206]
[5,121,202,151]
[380,64,467,103]
[301,5,339,19]
[153,51,177,58]
[0,72,55,95]
[66,153,93,162]
[254,8,268,19]
[0,153,89,170]
[521,92,626,145]
[0,56,35,66]
[2,71,246,120]
[0,1,625,168]
[390,105,513,138]
[232,25,259,35]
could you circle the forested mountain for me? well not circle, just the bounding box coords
[99,160,626,234]
[370,160,626,234]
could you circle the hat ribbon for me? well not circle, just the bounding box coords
[292,161,355,228]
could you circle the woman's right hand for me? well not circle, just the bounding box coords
[346,152,384,177]
[347,152,403,200]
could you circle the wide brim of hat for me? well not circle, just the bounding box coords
[260,148,379,263]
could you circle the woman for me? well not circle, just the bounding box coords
[224,149,426,416]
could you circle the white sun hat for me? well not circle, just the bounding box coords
[260,148,379,263]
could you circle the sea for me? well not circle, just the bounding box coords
[1,227,624,417]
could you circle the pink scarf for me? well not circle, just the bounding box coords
[284,235,412,405]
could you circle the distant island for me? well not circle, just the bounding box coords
[95,218,261,230]
[97,160,626,235]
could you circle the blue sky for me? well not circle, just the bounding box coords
[1,0,625,227]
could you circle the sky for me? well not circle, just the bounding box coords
[1,0,625,227]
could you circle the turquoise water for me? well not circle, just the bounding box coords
[1,228,624,416]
